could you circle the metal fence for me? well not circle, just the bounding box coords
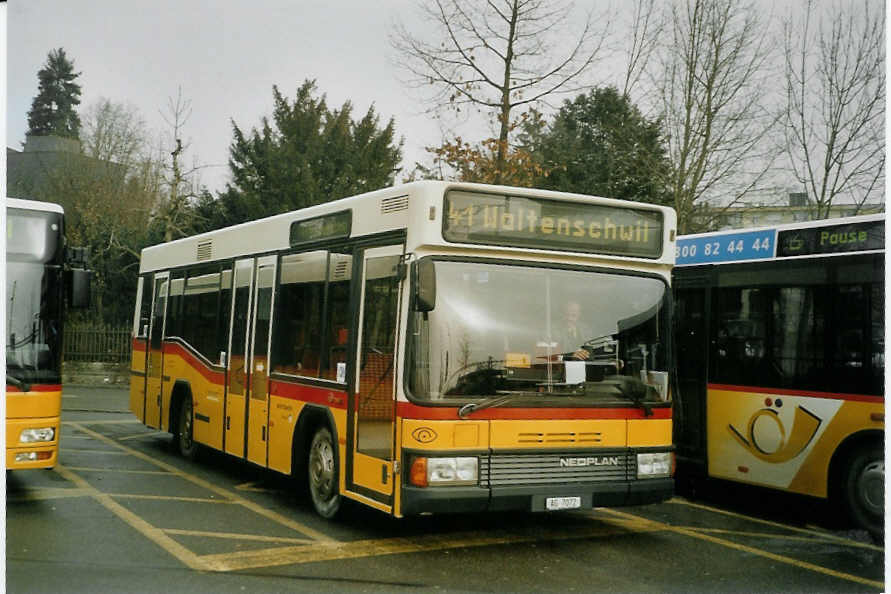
[63,324,131,363]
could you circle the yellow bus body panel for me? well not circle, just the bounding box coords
[490,419,628,449]
[706,386,883,498]
[6,388,61,470]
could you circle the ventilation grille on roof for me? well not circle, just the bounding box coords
[381,195,409,214]
[197,240,213,261]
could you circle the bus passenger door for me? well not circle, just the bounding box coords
[130,275,152,422]
[145,273,169,430]
[247,256,276,467]
[349,245,403,500]
[225,259,254,457]
[674,283,710,470]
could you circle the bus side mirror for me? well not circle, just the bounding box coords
[414,259,436,312]
[68,268,92,309]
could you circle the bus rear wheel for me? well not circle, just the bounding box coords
[308,426,341,519]
[176,397,199,461]
[842,445,883,538]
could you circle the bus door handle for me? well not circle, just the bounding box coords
[261,426,266,441]
[226,416,230,430]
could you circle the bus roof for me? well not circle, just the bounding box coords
[676,213,884,266]
[6,197,65,214]
[140,181,676,273]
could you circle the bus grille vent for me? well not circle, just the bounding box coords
[479,451,630,487]
[517,432,603,444]
[332,260,349,280]
[381,195,409,214]
[196,240,213,261]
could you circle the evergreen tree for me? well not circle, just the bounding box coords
[522,87,672,205]
[219,80,402,226]
[27,48,83,138]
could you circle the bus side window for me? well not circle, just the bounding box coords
[272,251,327,378]
[321,251,352,382]
[136,275,152,338]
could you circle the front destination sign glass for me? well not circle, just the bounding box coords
[777,220,884,257]
[444,191,664,258]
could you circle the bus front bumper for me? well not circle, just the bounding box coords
[400,478,674,515]
[6,417,60,470]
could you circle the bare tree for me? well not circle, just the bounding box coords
[783,0,885,219]
[391,0,610,183]
[156,87,205,242]
[622,0,664,98]
[654,0,780,233]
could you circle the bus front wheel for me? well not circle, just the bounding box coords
[176,397,199,461]
[308,426,341,519]
[842,445,883,538]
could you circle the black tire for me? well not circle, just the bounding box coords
[842,445,883,538]
[308,426,341,519]
[176,397,199,461]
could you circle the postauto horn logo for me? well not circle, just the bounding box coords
[728,401,822,463]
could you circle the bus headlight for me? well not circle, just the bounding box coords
[409,456,478,487]
[20,428,55,443]
[637,452,672,479]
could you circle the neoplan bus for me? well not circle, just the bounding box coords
[130,181,677,518]
[673,214,884,535]
[6,197,90,470]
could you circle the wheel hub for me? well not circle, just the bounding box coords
[857,460,884,516]
[311,440,335,499]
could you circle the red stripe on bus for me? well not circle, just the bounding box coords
[395,401,672,420]
[6,384,62,393]
[132,339,146,353]
[270,379,348,409]
[162,341,225,384]
[708,383,883,403]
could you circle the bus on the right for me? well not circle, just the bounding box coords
[672,213,884,537]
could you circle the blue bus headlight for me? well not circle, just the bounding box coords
[20,428,55,443]
[637,452,672,478]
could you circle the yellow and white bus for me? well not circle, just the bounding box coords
[130,181,677,518]
[673,214,884,535]
[6,197,90,470]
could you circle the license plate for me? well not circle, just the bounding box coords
[545,496,581,511]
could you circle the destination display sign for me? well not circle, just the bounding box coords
[289,210,351,246]
[675,229,776,265]
[443,191,664,258]
[777,219,884,258]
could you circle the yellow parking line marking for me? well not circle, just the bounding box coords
[69,422,335,543]
[600,508,884,590]
[62,448,130,455]
[117,432,163,441]
[65,466,171,475]
[163,529,315,545]
[109,494,238,504]
[198,517,659,572]
[234,481,277,493]
[62,419,140,425]
[674,526,848,544]
[7,487,91,502]
[54,464,206,570]
[669,498,883,552]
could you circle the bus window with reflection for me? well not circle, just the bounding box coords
[408,260,669,407]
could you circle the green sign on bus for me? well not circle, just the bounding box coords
[443,191,664,258]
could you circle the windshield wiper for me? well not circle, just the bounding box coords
[457,392,536,418]
[6,373,30,392]
[606,376,654,417]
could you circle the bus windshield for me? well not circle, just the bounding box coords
[6,208,64,386]
[408,260,669,406]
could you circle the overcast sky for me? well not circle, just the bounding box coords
[8,0,466,193]
[8,0,817,198]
